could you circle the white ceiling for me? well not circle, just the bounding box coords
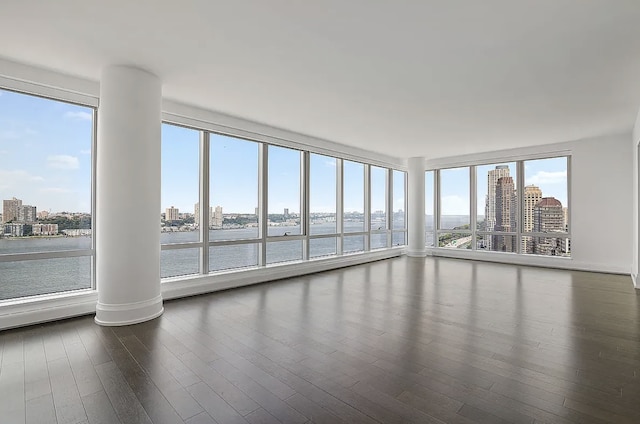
[1,0,640,159]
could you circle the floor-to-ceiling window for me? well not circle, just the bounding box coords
[160,123,201,278]
[0,88,95,300]
[425,170,435,247]
[438,166,472,249]
[370,165,388,249]
[160,125,406,278]
[309,153,337,258]
[266,145,303,264]
[392,170,407,246]
[522,157,570,256]
[343,160,366,253]
[476,162,517,253]
[209,133,261,271]
[427,156,570,257]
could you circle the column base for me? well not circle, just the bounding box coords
[95,294,164,326]
[406,249,428,258]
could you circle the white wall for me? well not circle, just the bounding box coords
[632,108,640,286]
[426,132,633,275]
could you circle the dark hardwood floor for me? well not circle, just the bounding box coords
[1,256,639,423]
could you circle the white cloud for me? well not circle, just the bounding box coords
[526,170,566,185]
[441,194,469,215]
[0,127,37,140]
[0,130,20,140]
[0,170,44,191]
[40,187,73,194]
[324,160,336,168]
[64,111,92,121]
[80,149,91,155]
[47,155,79,170]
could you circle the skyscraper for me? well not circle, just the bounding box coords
[194,202,200,226]
[485,165,510,249]
[533,197,565,255]
[166,206,179,222]
[522,185,543,253]
[2,197,22,223]
[212,206,223,228]
[19,205,37,223]
[493,176,516,251]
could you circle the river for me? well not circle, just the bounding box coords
[0,221,405,300]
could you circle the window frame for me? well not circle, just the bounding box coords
[160,121,408,283]
[160,122,407,279]
[427,154,571,257]
[0,85,98,300]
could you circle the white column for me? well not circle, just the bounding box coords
[95,65,164,326]
[407,157,426,257]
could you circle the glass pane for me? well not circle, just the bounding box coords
[210,134,259,240]
[524,157,568,233]
[438,233,472,249]
[343,161,364,233]
[344,235,364,253]
[426,232,435,248]
[476,163,517,236]
[392,232,406,246]
[0,236,91,255]
[522,236,571,256]
[267,240,303,264]
[268,146,301,236]
[425,171,435,247]
[439,167,470,230]
[370,232,388,249]
[0,256,91,300]
[392,170,406,230]
[161,123,199,243]
[309,237,336,258]
[161,248,199,278]
[370,166,387,230]
[210,244,258,272]
[0,90,93,254]
[477,234,517,253]
[310,154,336,235]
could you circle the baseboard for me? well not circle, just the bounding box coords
[426,248,630,275]
[0,290,98,330]
[161,248,403,300]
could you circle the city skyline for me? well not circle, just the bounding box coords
[432,158,567,216]
[0,89,92,214]
[1,89,405,216]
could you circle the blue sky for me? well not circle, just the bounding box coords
[0,89,92,213]
[161,124,397,214]
[0,88,405,217]
[428,158,568,216]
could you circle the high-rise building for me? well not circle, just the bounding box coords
[493,176,516,252]
[19,205,37,223]
[284,208,289,217]
[2,197,22,223]
[522,185,543,253]
[194,202,200,226]
[212,205,223,228]
[166,206,179,222]
[484,165,510,249]
[533,197,565,255]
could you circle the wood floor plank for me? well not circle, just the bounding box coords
[26,393,57,424]
[94,361,153,424]
[81,390,122,424]
[1,256,639,424]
